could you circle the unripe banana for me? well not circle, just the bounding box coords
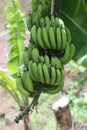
[44,82,64,95]
[49,27,56,49]
[22,70,34,93]
[55,57,62,69]
[29,60,36,81]
[37,63,45,83]
[60,28,67,49]
[31,25,38,46]
[30,62,38,81]
[39,56,45,64]
[50,15,55,28]
[35,11,39,26]
[65,27,72,43]
[50,66,56,85]
[66,44,75,63]
[37,27,46,49]
[40,17,45,27]
[28,43,34,58]
[45,16,50,30]
[27,15,32,31]
[56,27,62,50]
[59,42,70,64]
[31,11,37,25]
[16,76,29,97]
[69,44,75,60]
[31,48,39,62]
[51,57,56,67]
[37,4,42,13]
[55,69,62,85]
[42,27,51,49]
[23,48,29,68]
[44,55,50,67]
[55,17,59,27]
[42,63,50,84]
[60,69,65,83]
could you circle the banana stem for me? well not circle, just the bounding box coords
[15,87,42,123]
[51,0,62,17]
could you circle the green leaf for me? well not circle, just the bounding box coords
[6,0,26,76]
[0,69,24,107]
[7,57,19,74]
[78,55,87,67]
[61,0,87,67]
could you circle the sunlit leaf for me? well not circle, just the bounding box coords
[7,57,19,74]
[6,0,26,76]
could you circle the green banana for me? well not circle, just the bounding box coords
[60,69,65,82]
[42,63,50,84]
[66,44,75,63]
[65,27,72,43]
[60,28,67,49]
[22,70,34,93]
[28,60,36,81]
[44,55,50,67]
[59,42,70,64]
[69,44,75,60]
[49,27,56,49]
[51,57,56,67]
[37,4,42,13]
[30,62,38,81]
[31,11,37,25]
[42,27,51,49]
[27,15,32,31]
[56,27,62,50]
[40,17,45,27]
[50,66,56,85]
[37,63,45,83]
[39,56,44,64]
[55,57,62,69]
[37,27,46,49]
[23,48,29,68]
[31,47,39,62]
[34,11,39,26]
[50,15,55,28]
[44,82,64,94]
[16,76,29,97]
[55,69,62,85]
[28,43,34,58]
[55,17,59,27]
[31,25,38,46]
[45,16,50,30]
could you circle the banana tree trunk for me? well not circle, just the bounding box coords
[20,101,32,130]
[23,113,32,130]
[52,97,72,130]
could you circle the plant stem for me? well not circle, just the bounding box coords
[15,87,42,123]
[21,101,32,130]
[51,0,62,17]
[23,113,32,130]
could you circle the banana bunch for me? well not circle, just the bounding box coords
[30,17,75,51]
[17,4,76,98]
[28,54,64,86]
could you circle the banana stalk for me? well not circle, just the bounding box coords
[15,86,42,123]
